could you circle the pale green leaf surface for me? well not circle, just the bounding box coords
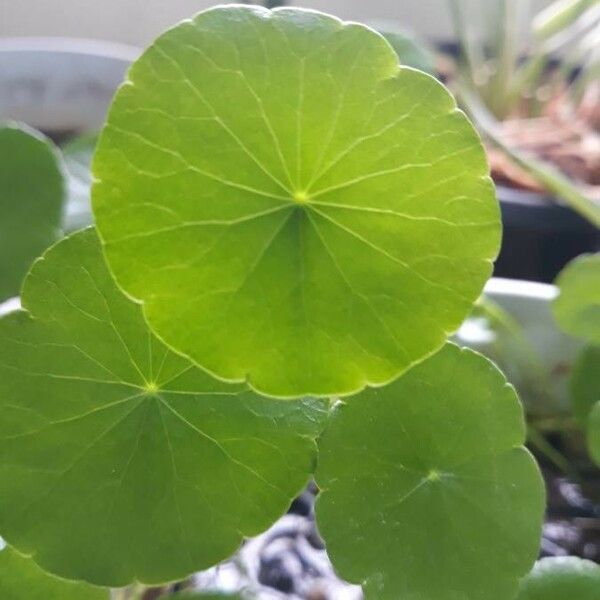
[315,344,545,600]
[0,123,64,302]
[0,228,327,587]
[571,345,600,423]
[553,254,600,344]
[516,556,600,600]
[0,545,107,600]
[63,133,97,232]
[92,5,500,398]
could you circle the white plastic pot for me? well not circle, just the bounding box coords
[483,278,580,373]
[0,37,138,133]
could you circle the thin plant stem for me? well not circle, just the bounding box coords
[447,0,485,90]
[527,424,582,482]
[111,583,149,600]
[490,0,520,118]
[507,52,549,108]
[111,589,127,600]
[460,89,600,227]
[476,296,558,407]
[530,415,580,433]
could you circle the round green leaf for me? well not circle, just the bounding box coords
[92,5,499,399]
[571,345,600,424]
[0,228,327,587]
[63,133,98,232]
[315,344,545,600]
[516,557,600,600]
[553,254,600,344]
[0,545,107,600]
[0,123,64,301]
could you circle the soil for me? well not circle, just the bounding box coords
[541,463,600,562]
[485,80,600,201]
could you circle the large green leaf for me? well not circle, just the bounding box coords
[0,123,64,302]
[315,344,544,600]
[0,228,327,587]
[0,544,107,600]
[553,254,600,344]
[516,557,600,600]
[92,5,500,398]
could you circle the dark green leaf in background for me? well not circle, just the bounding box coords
[93,5,499,399]
[570,344,600,464]
[315,344,545,600]
[0,228,327,587]
[553,254,600,344]
[587,402,600,465]
[0,123,64,302]
[571,344,600,424]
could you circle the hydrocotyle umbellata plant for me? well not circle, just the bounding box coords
[0,5,552,599]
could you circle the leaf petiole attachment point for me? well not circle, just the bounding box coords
[426,469,441,482]
[293,190,310,203]
[143,381,159,395]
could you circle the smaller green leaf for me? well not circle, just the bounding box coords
[0,123,65,301]
[571,345,600,424]
[553,254,600,343]
[516,556,600,600]
[315,344,545,600]
[62,133,98,232]
[0,544,107,600]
